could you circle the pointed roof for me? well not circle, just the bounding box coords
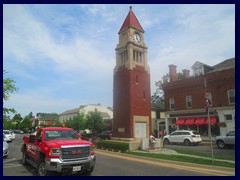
[119,6,144,33]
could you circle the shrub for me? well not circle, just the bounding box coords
[96,141,129,152]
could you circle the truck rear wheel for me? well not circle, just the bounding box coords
[37,159,49,176]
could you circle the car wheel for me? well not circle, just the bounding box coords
[37,159,48,176]
[163,139,170,145]
[217,140,225,149]
[184,139,191,146]
[22,149,28,165]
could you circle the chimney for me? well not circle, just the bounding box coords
[169,64,177,82]
[182,69,190,79]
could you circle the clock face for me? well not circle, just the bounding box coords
[133,33,141,44]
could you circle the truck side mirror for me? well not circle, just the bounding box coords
[29,135,36,142]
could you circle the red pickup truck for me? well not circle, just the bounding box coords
[21,127,96,176]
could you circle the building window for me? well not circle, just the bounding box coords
[208,93,212,106]
[228,89,235,104]
[225,114,232,121]
[143,91,146,100]
[186,96,192,108]
[169,98,175,110]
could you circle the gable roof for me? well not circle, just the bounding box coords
[212,58,235,71]
[119,6,144,33]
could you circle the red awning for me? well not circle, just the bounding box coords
[176,118,185,125]
[194,117,206,125]
[184,118,195,125]
[204,117,216,125]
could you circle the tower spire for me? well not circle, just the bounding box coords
[119,6,144,33]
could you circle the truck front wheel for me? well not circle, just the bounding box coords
[37,159,49,176]
[22,149,28,165]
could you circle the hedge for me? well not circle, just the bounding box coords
[96,140,129,152]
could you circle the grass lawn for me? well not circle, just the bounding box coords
[124,151,235,168]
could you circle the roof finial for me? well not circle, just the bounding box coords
[130,6,132,11]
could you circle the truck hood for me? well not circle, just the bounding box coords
[45,139,93,148]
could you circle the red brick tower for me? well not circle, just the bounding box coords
[113,7,151,139]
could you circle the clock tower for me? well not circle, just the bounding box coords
[113,6,151,139]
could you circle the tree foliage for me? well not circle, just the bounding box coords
[3,70,18,116]
[65,112,87,132]
[86,109,104,134]
[151,72,184,104]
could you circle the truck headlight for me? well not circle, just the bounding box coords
[49,148,60,156]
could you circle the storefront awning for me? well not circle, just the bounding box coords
[194,117,206,125]
[184,118,195,125]
[176,118,185,125]
[204,116,216,125]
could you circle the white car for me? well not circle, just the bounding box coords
[163,130,202,146]
[3,131,12,142]
[9,130,16,140]
[3,137,9,158]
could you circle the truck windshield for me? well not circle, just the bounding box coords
[45,130,79,141]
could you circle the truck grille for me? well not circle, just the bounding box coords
[61,145,90,160]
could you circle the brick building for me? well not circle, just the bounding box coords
[162,58,235,138]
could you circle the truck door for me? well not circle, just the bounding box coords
[30,130,42,162]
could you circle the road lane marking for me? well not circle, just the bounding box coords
[96,150,234,176]
[3,158,17,164]
[3,164,23,168]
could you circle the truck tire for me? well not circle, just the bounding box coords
[37,159,49,176]
[22,148,28,165]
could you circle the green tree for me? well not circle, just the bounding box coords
[65,112,87,132]
[12,113,23,122]
[3,70,18,116]
[19,115,32,132]
[152,72,184,104]
[52,117,62,127]
[86,109,104,134]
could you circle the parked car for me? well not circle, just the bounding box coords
[13,130,24,134]
[3,133,11,143]
[98,131,112,140]
[163,130,202,146]
[3,137,9,158]
[216,131,235,149]
[81,133,100,144]
[9,130,16,140]
[3,130,12,142]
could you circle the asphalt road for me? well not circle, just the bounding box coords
[3,134,235,176]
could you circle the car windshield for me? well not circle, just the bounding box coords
[3,131,10,134]
[45,130,80,141]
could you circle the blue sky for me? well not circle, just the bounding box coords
[3,4,235,117]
